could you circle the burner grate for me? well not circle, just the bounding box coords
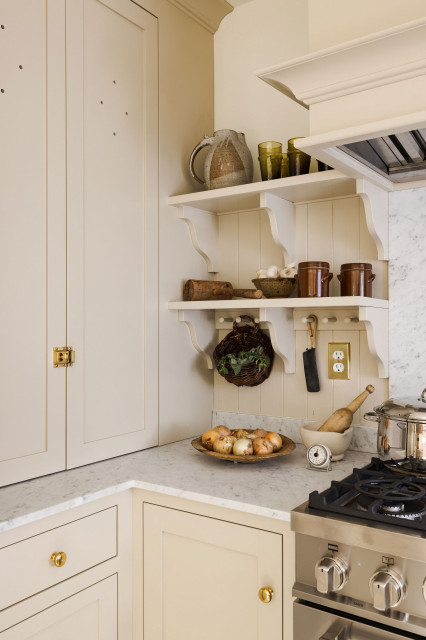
[309,459,426,532]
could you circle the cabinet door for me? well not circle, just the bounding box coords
[66,0,159,467]
[0,0,66,486]
[144,504,283,640]
[0,575,116,639]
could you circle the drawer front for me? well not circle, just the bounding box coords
[0,507,117,610]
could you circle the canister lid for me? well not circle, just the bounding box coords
[373,388,426,423]
[298,261,330,269]
[340,262,372,270]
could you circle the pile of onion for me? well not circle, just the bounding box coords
[200,426,283,456]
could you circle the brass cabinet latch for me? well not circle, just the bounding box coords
[53,347,75,368]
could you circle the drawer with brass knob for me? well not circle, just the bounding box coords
[0,507,117,610]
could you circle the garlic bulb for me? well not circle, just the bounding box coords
[279,262,297,278]
[266,265,279,277]
[233,437,253,456]
[201,429,220,450]
[213,435,235,454]
[214,425,231,436]
[266,432,282,452]
[253,437,274,455]
[256,269,268,279]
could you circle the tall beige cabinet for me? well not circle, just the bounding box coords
[0,0,159,486]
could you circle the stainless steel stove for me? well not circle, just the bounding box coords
[291,458,426,640]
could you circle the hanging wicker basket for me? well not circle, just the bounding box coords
[213,315,274,387]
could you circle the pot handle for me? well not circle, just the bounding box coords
[321,272,333,283]
[368,273,376,283]
[364,411,380,422]
[189,135,214,185]
[337,273,342,282]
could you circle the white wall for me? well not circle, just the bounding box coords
[308,0,426,51]
[214,0,309,183]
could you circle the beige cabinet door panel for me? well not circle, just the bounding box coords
[144,503,283,640]
[66,0,159,467]
[0,0,66,486]
[0,575,116,639]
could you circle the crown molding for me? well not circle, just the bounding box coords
[167,0,233,34]
[256,17,426,107]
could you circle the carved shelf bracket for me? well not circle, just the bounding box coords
[177,310,216,369]
[358,306,388,378]
[356,179,389,261]
[257,307,296,373]
[177,205,219,273]
[259,192,295,264]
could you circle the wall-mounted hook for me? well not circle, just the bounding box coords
[301,315,315,324]
[344,316,359,323]
[322,316,337,324]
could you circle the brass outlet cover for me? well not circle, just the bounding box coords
[328,343,350,380]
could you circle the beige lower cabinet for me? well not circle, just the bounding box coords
[143,502,287,640]
[0,493,132,639]
[1,576,117,640]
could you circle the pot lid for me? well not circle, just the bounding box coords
[374,388,426,423]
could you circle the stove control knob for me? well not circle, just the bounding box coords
[315,556,349,594]
[369,567,406,611]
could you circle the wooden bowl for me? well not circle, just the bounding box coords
[252,277,296,298]
[191,430,296,463]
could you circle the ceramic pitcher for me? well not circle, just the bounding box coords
[189,129,253,190]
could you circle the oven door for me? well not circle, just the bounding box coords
[294,602,423,640]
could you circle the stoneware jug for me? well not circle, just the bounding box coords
[189,129,253,190]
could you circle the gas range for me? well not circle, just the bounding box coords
[291,458,426,640]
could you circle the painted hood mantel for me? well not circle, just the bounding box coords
[256,17,426,190]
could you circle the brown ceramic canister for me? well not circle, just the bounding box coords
[295,261,333,297]
[337,262,375,297]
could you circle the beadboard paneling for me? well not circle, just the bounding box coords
[214,195,389,424]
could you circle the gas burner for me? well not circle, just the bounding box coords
[384,457,426,477]
[356,493,426,520]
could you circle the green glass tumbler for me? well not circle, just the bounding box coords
[258,141,283,181]
[287,137,311,176]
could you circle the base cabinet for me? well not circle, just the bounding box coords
[143,502,284,640]
[1,576,117,640]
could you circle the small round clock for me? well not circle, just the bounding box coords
[306,444,332,471]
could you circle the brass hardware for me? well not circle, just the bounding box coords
[258,587,274,603]
[50,551,67,567]
[328,342,350,380]
[53,347,75,368]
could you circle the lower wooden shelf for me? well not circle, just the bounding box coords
[169,297,389,377]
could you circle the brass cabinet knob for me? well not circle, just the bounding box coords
[50,551,67,567]
[258,587,273,603]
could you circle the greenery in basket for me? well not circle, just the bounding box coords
[217,346,270,376]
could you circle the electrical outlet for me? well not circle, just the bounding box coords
[328,342,350,380]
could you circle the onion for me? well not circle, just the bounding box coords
[214,425,231,436]
[245,432,258,440]
[213,435,235,454]
[232,428,249,439]
[201,429,220,450]
[233,437,253,456]
[266,432,282,452]
[253,437,274,455]
[253,428,268,438]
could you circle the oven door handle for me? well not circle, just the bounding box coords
[320,620,352,640]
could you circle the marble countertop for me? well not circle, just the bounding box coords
[0,440,373,533]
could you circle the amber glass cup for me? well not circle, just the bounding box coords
[258,141,283,181]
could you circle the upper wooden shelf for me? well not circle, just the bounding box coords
[168,170,356,213]
[168,296,388,311]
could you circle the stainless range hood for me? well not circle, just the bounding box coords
[340,129,426,183]
[256,17,426,190]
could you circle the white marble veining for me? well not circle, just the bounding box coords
[389,187,426,398]
[0,439,372,533]
[213,411,377,452]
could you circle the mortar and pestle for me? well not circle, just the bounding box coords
[300,385,375,460]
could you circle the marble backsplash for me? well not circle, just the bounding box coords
[212,411,377,452]
[389,187,426,398]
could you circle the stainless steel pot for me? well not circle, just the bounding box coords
[364,388,426,460]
